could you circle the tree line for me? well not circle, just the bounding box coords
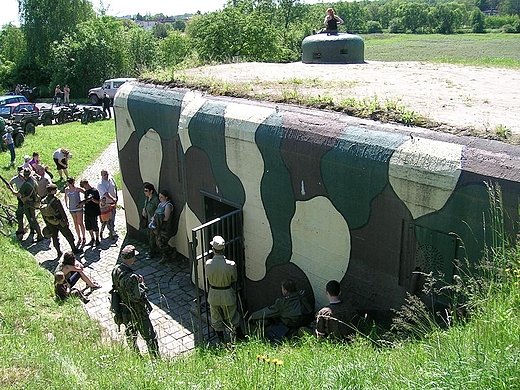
[1,0,519,98]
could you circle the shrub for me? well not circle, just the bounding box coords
[366,20,383,33]
[501,24,516,33]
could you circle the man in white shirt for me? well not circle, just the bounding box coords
[97,168,118,239]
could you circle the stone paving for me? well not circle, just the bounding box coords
[25,141,206,358]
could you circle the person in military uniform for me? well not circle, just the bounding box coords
[205,236,244,343]
[250,279,313,330]
[41,183,82,259]
[111,245,160,358]
[8,168,44,242]
[315,280,357,339]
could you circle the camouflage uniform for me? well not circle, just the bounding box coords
[112,261,159,358]
[18,173,43,239]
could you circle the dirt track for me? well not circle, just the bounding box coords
[181,61,520,143]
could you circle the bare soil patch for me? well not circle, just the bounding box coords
[178,61,520,144]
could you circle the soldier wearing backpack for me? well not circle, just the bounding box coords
[41,183,82,259]
[111,245,160,358]
[7,168,44,242]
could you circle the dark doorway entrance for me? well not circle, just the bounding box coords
[203,193,240,222]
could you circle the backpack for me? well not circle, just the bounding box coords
[40,197,59,220]
[109,288,124,328]
[110,265,131,329]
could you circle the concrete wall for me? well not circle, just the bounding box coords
[114,82,520,315]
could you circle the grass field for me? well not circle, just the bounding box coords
[361,33,520,68]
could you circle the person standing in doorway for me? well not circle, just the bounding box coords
[205,235,244,343]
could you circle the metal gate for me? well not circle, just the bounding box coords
[189,209,244,344]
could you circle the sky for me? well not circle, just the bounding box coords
[1,0,324,27]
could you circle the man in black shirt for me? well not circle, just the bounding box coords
[78,178,101,246]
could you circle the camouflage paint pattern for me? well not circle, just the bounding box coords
[114,82,520,314]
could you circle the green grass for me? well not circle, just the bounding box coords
[1,231,519,389]
[362,33,520,68]
[0,120,116,203]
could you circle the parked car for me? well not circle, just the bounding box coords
[0,102,39,134]
[0,95,28,107]
[87,77,136,105]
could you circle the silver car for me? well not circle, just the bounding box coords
[87,78,136,105]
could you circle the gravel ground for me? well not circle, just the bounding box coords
[180,61,520,143]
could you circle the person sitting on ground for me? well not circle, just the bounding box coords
[314,280,357,339]
[249,279,313,332]
[54,271,90,303]
[321,8,344,34]
[55,251,101,290]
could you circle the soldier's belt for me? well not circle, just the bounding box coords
[210,285,231,290]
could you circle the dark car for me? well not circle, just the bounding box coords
[0,102,40,134]
[0,95,28,107]
[0,102,39,118]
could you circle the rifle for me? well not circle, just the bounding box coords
[0,174,10,188]
[0,175,15,194]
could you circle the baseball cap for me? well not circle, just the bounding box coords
[47,183,58,190]
[210,236,226,251]
[122,245,139,259]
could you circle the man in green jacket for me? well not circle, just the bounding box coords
[112,245,160,358]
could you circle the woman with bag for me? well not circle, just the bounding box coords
[141,183,159,261]
[150,189,176,264]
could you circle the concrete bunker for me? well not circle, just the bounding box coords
[114,81,520,318]
[302,33,364,64]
